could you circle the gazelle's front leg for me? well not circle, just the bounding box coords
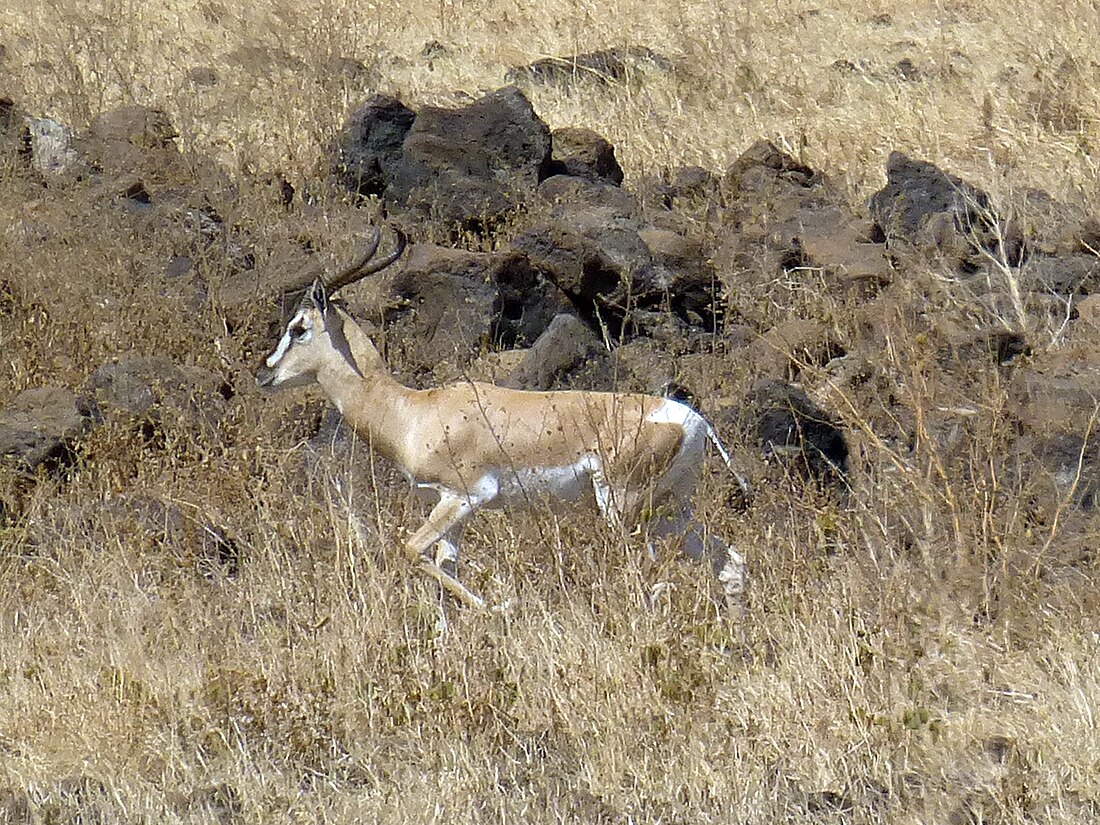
[431,528,463,632]
[405,479,498,610]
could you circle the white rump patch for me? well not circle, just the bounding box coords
[646,398,703,430]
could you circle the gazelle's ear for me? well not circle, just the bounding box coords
[310,279,328,314]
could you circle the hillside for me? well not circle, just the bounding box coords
[1,1,1100,823]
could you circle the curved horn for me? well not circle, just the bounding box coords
[279,227,406,299]
[324,227,407,294]
[321,227,380,290]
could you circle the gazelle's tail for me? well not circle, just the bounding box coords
[706,424,752,500]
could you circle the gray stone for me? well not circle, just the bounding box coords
[504,313,607,390]
[0,386,90,471]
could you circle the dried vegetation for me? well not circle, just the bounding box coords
[1,0,1100,823]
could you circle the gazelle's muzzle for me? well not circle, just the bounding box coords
[255,364,277,388]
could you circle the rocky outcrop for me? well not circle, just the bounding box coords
[0,386,91,472]
[334,87,553,232]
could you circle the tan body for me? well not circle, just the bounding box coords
[258,242,748,610]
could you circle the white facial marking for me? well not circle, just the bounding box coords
[266,330,293,367]
[266,311,312,367]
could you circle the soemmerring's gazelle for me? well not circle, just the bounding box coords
[257,228,750,611]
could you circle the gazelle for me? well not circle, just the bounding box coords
[257,227,750,611]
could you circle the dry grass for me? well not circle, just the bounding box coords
[4,0,1099,196]
[2,0,1100,822]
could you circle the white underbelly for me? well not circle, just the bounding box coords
[494,461,596,508]
[409,458,599,512]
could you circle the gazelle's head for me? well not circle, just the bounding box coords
[255,227,405,391]
[256,281,337,389]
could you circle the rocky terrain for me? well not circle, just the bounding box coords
[2,2,1100,822]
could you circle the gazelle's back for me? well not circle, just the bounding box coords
[390,381,693,507]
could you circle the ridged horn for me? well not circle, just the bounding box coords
[280,226,406,299]
[323,226,406,293]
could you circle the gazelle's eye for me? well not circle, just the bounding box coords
[290,324,308,341]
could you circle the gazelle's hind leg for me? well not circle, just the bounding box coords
[649,504,747,610]
[431,528,463,633]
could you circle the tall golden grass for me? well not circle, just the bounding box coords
[1,0,1099,822]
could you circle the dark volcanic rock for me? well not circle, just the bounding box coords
[334,87,552,231]
[380,243,499,376]
[724,139,818,194]
[0,386,91,472]
[537,174,638,214]
[491,251,576,347]
[869,152,989,240]
[548,126,624,184]
[504,313,608,390]
[333,94,417,198]
[1019,253,1100,295]
[86,355,229,432]
[868,151,1021,270]
[509,201,723,339]
[735,379,849,483]
[389,87,553,230]
[717,141,892,291]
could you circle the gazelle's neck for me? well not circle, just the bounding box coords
[314,308,414,460]
[333,306,388,376]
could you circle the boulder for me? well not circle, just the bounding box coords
[548,127,624,184]
[868,152,1022,270]
[504,313,608,390]
[717,141,897,301]
[641,165,721,211]
[732,379,849,483]
[724,139,818,194]
[0,386,91,471]
[537,174,638,214]
[333,94,416,198]
[337,87,554,232]
[23,116,82,177]
[716,141,891,293]
[491,251,576,347]
[378,243,499,377]
[509,202,723,339]
[86,356,229,433]
[1018,253,1100,295]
